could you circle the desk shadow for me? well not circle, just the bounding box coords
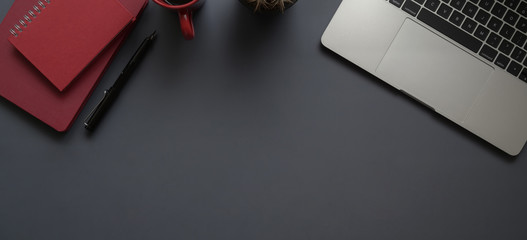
[224,4,296,66]
[153,8,205,86]
[319,43,518,162]
[0,97,67,141]
[218,3,298,95]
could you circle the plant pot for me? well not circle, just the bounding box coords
[238,0,298,14]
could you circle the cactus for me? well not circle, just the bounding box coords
[240,0,297,13]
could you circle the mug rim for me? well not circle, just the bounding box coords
[152,0,200,9]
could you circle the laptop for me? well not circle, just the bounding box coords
[322,0,527,155]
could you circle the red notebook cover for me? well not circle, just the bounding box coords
[0,0,148,131]
[8,0,134,91]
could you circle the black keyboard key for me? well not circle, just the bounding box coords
[479,0,494,11]
[488,17,504,32]
[425,0,441,11]
[508,61,522,76]
[519,2,527,17]
[390,0,405,8]
[403,1,421,16]
[487,32,503,48]
[415,0,426,4]
[417,8,483,53]
[475,9,491,25]
[438,4,454,18]
[450,0,466,10]
[491,3,507,18]
[475,25,490,40]
[519,68,527,81]
[480,44,498,61]
[512,31,527,47]
[462,1,478,17]
[499,24,515,39]
[449,10,466,26]
[495,53,511,68]
[499,40,514,55]
[504,0,520,10]
[504,10,520,26]
[517,17,527,33]
[462,18,478,33]
[512,47,527,62]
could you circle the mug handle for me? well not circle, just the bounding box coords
[177,9,195,40]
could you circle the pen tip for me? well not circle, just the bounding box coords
[150,30,158,40]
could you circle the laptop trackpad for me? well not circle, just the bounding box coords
[376,19,493,122]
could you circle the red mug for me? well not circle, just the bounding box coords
[152,0,205,40]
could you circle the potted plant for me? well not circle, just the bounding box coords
[239,0,298,13]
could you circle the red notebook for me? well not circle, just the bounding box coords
[0,0,148,131]
[8,0,134,91]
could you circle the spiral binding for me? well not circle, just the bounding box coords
[9,0,51,37]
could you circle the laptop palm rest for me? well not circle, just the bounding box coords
[376,19,493,122]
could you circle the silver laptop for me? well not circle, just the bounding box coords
[322,0,527,155]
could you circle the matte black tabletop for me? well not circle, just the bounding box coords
[1,1,527,239]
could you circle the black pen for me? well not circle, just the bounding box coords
[84,31,157,131]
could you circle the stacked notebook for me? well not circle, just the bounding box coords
[0,0,149,131]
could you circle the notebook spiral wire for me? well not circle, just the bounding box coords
[9,0,51,37]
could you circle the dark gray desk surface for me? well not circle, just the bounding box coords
[1,0,527,239]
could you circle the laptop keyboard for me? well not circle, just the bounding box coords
[387,0,527,82]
